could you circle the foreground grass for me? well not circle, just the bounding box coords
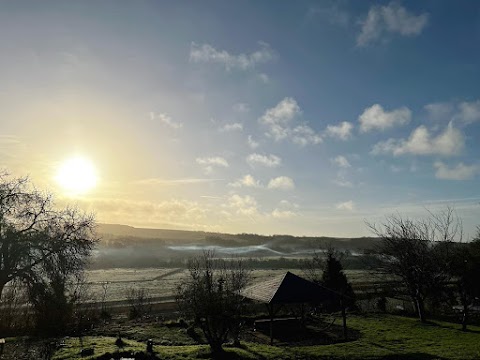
[51,314,480,360]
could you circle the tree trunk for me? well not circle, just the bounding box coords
[462,302,468,332]
[415,298,427,323]
[413,298,419,316]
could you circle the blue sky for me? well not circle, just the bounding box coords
[0,1,479,237]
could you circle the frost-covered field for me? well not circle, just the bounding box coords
[84,268,186,301]
[83,268,371,303]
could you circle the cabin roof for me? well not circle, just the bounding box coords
[242,271,336,304]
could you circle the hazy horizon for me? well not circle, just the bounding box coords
[97,222,380,239]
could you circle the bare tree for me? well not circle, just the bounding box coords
[0,172,97,300]
[176,251,250,356]
[366,207,460,323]
[302,248,325,284]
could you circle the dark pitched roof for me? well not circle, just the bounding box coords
[242,271,336,304]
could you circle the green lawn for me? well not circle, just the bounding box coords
[49,314,480,359]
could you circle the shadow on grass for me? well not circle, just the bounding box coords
[379,354,448,360]
[246,318,360,346]
[414,320,480,334]
[216,348,449,360]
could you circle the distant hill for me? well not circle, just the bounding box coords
[96,223,379,251]
[97,223,206,241]
[92,224,380,269]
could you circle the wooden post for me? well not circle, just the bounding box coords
[267,304,274,345]
[341,296,347,340]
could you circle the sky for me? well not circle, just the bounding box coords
[0,0,479,237]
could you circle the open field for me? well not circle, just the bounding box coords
[84,268,377,303]
[42,314,480,360]
[85,268,183,301]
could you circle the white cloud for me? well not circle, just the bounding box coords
[267,176,295,190]
[247,153,281,168]
[336,200,355,211]
[196,156,229,173]
[326,121,353,140]
[196,156,229,167]
[371,122,464,157]
[331,155,351,168]
[260,97,301,134]
[357,2,429,46]
[189,42,275,71]
[259,97,322,145]
[247,135,259,149]
[229,174,262,188]
[271,208,296,219]
[219,122,243,132]
[227,194,259,216]
[233,103,250,113]
[150,112,183,129]
[455,100,480,125]
[359,104,411,132]
[291,125,323,145]
[434,161,480,180]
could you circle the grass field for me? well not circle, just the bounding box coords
[84,268,373,302]
[47,314,480,360]
[85,268,182,300]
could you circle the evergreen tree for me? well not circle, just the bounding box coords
[322,248,355,340]
[322,249,356,311]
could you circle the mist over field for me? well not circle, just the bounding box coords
[91,223,377,269]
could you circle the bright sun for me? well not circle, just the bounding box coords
[55,156,98,195]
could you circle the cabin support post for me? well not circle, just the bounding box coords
[266,304,274,345]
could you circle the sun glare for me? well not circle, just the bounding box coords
[55,156,98,195]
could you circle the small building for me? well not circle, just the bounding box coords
[242,271,337,344]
